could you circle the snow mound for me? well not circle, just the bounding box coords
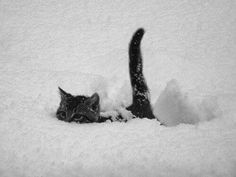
[154,79,221,126]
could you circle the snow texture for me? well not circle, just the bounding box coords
[0,0,236,177]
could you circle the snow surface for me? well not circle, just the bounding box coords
[0,0,236,177]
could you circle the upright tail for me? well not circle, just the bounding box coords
[127,28,156,119]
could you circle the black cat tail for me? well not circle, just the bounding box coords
[127,28,156,119]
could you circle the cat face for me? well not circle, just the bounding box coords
[56,87,100,123]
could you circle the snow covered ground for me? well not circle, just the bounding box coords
[0,0,236,177]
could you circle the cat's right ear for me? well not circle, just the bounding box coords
[58,87,72,100]
[84,93,100,112]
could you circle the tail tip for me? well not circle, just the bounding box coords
[131,28,145,43]
[135,28,145,36]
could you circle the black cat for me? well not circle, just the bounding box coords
[56,28,157,123]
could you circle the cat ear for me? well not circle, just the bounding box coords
[85,93,100,111]
[58,87,72,100]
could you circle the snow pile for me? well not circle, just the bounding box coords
[154,79,221,126]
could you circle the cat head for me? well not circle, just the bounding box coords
[56,87,100,123]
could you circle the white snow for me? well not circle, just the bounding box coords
[0,0,236,177]
[154,79,222,126]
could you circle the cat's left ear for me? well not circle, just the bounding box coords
[58,87,72,100]
[85,93,100,111]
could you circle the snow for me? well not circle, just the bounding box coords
[0,0,236,177]
[154,79,221,126]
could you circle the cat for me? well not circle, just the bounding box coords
[56,28,158,123]
[56,88,101,123]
